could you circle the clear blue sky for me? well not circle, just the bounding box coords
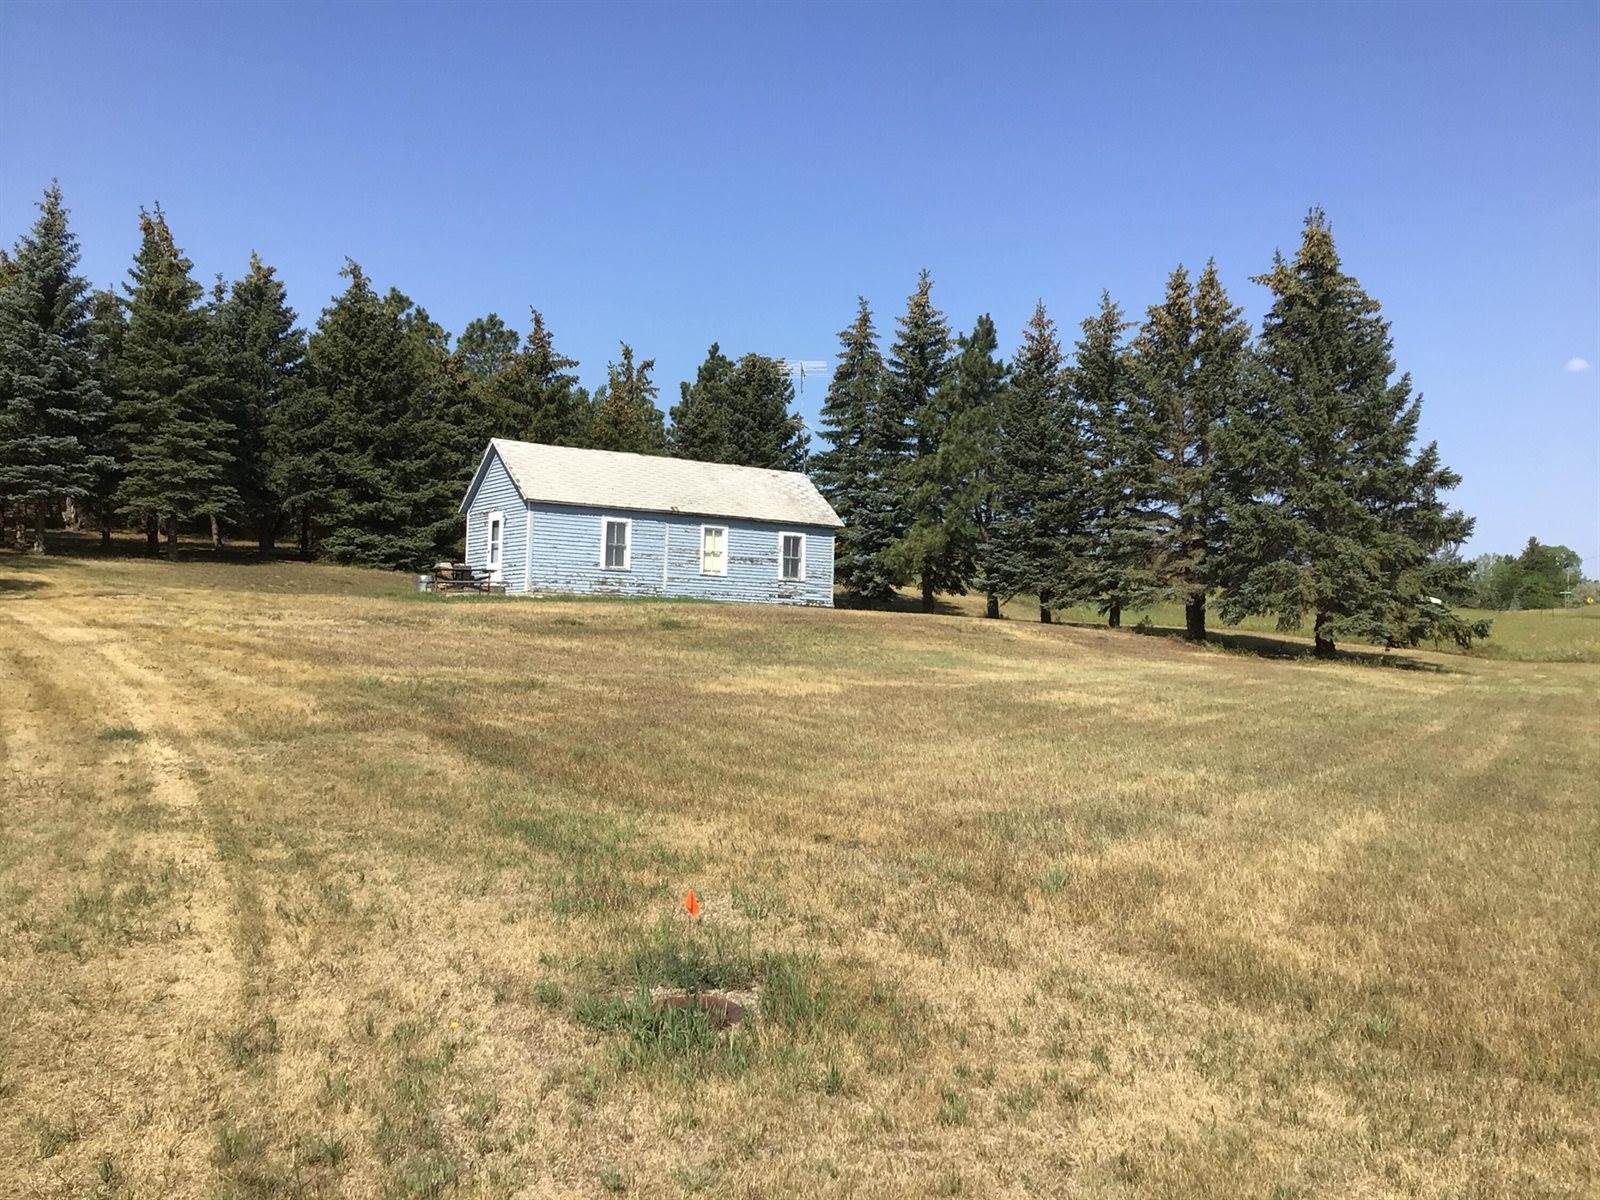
[4,0,1597,569]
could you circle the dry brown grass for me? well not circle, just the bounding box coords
[1,551,1596,1199]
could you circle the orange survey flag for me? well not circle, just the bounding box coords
[683,889,701,919]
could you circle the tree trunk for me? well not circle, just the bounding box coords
[145,514,160,556]
[210,513,222,551]
[1313,610,1335,659]
[31,502,47,554]
[165,516,179,559]
[299,513,311,558]
[1185,596,1206,641]
[258,523,274,557]
[1108,602,1121,629]
[985,592,1000,619]
[921,578,935,613]
[100,517,112,548]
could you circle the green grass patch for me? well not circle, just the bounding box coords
[571,920,925,1078]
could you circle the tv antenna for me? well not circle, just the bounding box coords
[778,359,830,395]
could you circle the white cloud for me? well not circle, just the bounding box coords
[1566,356,1592,373]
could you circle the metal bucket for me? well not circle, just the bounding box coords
[416,574,433,593]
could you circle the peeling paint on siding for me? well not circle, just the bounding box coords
[462,452,528,586]
[463,449,835,606]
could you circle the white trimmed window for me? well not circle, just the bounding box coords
[602,517,631,570]
[486,511,504,576]
[700,525,727,576]
[780,532,805,581]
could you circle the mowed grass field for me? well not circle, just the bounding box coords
[2,552,1596,1199]
[904,593,1600,665]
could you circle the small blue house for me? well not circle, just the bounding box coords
[459,439,842,606]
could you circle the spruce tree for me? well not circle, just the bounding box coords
[588,343,665,453]
[448,309,587,461]
[950,315,1009,618]
[885,270,957,610]
[114,206,235,557]
[812,298,899,601]
[83,288,126,546]
[0,183,111,552]
[510,311,586,445]
[1180,261,1251,637]
[455,313,520,380]
[726,354,807,470]
[669,342,736,462]
[215,253,305,553]
[267,375,336,556]
[1078,292,1157,626]
[1131,263,1251,639]
[1131,266,1195,627]
[670,348,807,469]
[988,303,1091,621]
[304,262,459,568]
[450,313,518,465]
[1216,209,1484,655]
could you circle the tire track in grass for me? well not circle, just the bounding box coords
[1,595,280,1196]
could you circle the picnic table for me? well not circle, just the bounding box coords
[429,562,505,595]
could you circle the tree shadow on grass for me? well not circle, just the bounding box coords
[0,575,49,597]
[1123,622,1451,673]
[39,530,308,565]
[833,591,973,617]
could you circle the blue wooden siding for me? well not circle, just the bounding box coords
[464,448,836,605]
[462,452,529,587]
[522,503,834,606]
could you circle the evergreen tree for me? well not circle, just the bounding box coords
[215,253,306,553]
[82,287,126,546]
[114,206,235,557]
[588,343,665,453]
[670,347,808,469]
[448,308,587,466]
[1216,209,1484,655]
[945,314,1008,617]
[267,375,336,556]
[303,261,459,568]
[455,313,520,380]
[1078,292,1157,626]
[1131,266,1195,627]
[410,312,476,490]
[1132,262,1250,639]
[884,270,956,609]
[0,183,111,552]
[449,312,519,476]
[1179,261,1250,637]
[812,298,899,600]
[724,353,808,470]
[669,342,737,461]
[508,310,586,446]
[988,303,1091,621]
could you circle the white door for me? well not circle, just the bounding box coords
[486,512,504,581]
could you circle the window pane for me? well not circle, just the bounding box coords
[782,535,802,580]
[605,521,627,567]
[702,528,725,574]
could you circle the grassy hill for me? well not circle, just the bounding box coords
[2,551,1596,1198]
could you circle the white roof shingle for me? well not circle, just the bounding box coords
[465,439,843,528]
